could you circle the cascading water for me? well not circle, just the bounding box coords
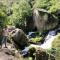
[40,30,56,49]
[21,30,57,56]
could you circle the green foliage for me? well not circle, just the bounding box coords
[30,37,42,43]
[33,0,50,9]
[46,33,60,60]
[51,33,60,60]
[0,3,7,27]
[34,0,60,13]
[48,0,60,13]
[29,47,36,57]
[9,0,32,26]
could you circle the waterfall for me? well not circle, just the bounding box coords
[28,30,57,49]
[40,30,56,49]
[21,30,57,56]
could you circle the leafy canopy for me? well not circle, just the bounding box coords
[9,0,31,26]
[0,3,7,27]
[33,0,60,13]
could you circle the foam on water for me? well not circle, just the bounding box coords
[40,35,56,49]
[21,31,56,55]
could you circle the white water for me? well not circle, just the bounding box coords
[29,35,55,49]
[22,31,56,55]
[40,35,56,49]
[23,35,56,51]
[29,31,56,49]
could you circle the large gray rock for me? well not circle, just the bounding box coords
[11,28,29,48]
[33,9,58,32]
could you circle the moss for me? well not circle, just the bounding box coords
[30,37,43,43]
[52,33,60,49]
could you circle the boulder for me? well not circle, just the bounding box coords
[11,28,29,48]
[33,9,58,32]
[35,48,49,60]
[35,48,55,60]
[0,48,23,60]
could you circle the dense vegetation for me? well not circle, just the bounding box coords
[51,33,60,60]
[0,0,60,28]
[0,3,7,27]
[9,0,32,26]
[0,0,60,60]
[34,0,60,13]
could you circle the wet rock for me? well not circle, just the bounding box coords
[21,46,29,56]
[11,28,29,49]
[35,47,55,60]
[27,32,36,38]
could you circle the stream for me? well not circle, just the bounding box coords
[21,30,57,56]
[40,30,56,49]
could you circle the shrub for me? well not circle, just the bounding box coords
[33,0,50,9]
[30,37,43,43]
[0,3,7,27]
[29,47,36,57]
[9,0,32,27]
[34,0,60,13]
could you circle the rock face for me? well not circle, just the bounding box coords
[11,28,29,48]
[0,48,23,60]
[26,16,35,32]
[33,9,58,32]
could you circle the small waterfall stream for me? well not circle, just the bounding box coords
[29,30,57,49]
[40,31,56,49]
[21,30,57,56]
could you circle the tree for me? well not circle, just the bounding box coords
[33,0,60,13]
[48,0,60,13]
[9,0,32,27]
[0,3,7,28]
[33,0,50,9]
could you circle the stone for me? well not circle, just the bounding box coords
[11,28,29,48]
[28,32,37,38]
[0,48,23,60]
[33,8,58,32]
[35,48,49,60]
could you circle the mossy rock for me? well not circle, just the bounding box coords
[51,33,60,60]
[52,33,60,49]
[30,37,43,43]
